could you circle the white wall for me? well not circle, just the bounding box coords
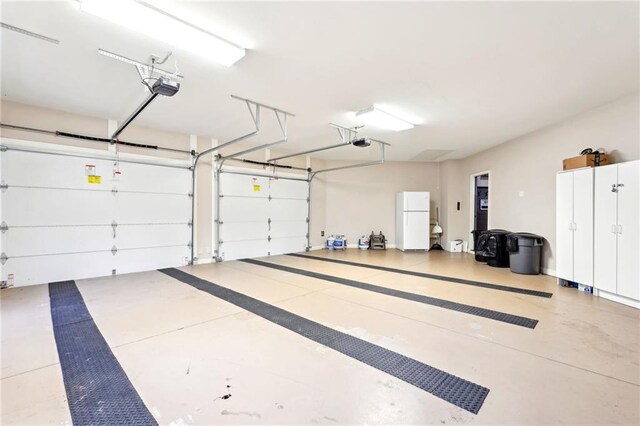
[318,161,441,247]
[440,92,640,273]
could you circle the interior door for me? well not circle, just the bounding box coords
[593,164,618,293]
[404,211,430,250]
[615,161,639,300]
[572,168,594,286]
[555,171,574,281]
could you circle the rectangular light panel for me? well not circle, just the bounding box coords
[80,0,245,67]
[355,106,414,132]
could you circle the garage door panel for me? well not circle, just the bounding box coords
[1,151,114,189]
[220,174,270,198]
[220,222,268,242]
[218,172,309,260]
[269,237,308,256]
[2,252,115,286]
[1,145,192,286]
[114,246,189,275]
[219,241,268,261]
[269,199,308,221]
[113,163,191,194]
[2,188,114,226]
[116,224,190,248]
[3,226,112,257]
[269,179,308,199]
[115,193,190,223]
[220,197,268,222]
[270,221,307,238]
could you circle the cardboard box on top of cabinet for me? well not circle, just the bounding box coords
[563,154,610,171]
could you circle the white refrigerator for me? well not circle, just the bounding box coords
[396,192,430,251]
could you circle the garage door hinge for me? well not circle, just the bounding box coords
[187,220,193,227]
[307,197,310,202]
[0,252,8,265]
[111,245,118,255]
[268,236,272,242]
[218,240,224,245]
[188,193,193,198]
[0,146,7,152]
[111,220,118,238]
[306,217,309,223]
[0,182,8,191]
[188,241,192,248]
[0,221,8,233]
[219,194,224,198]
[306,233,309,239]
[268,195,272,201]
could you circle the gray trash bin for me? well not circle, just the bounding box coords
[506,233,543,275]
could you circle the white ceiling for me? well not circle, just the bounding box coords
[1,1,638,161]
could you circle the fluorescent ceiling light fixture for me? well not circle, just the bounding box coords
[355,106,414,132]
[80,0,245,66]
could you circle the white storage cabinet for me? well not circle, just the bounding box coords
[593,161,640,308]
[555,167,594,286]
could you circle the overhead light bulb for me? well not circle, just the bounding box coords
[355,106,414,132]
[80,0,246,66]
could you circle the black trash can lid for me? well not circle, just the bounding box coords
[509,232,543,240]
[508,232,544,246]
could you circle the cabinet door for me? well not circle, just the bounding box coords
[593,165,618,293]
[616,161,640,300]
[556,172,574,281]
[573,168,594,286]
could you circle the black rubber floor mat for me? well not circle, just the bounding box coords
[241,259,538,329]
[49,281,157,426]
[159,267,490,414]
[288,253,553,298]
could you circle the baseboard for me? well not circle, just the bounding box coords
[595,289,640,309]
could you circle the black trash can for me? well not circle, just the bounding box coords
[506,233,544,274]
[471,230,487,262]
[481,229,511,268]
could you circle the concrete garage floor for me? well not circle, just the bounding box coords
[1,250,639,425]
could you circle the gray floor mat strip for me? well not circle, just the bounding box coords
[158,267,490,414]
[49,281,157,426]
[288,253,553,298]
[242,259,539,329]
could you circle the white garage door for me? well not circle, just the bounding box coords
[218,171,308,261]
[0,142,192,287]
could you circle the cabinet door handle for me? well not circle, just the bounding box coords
[618,224,622,234]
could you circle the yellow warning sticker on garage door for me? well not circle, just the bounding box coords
[88,175,102,184]
[253,184,261,192]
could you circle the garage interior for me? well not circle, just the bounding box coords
[1,1,639,425]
